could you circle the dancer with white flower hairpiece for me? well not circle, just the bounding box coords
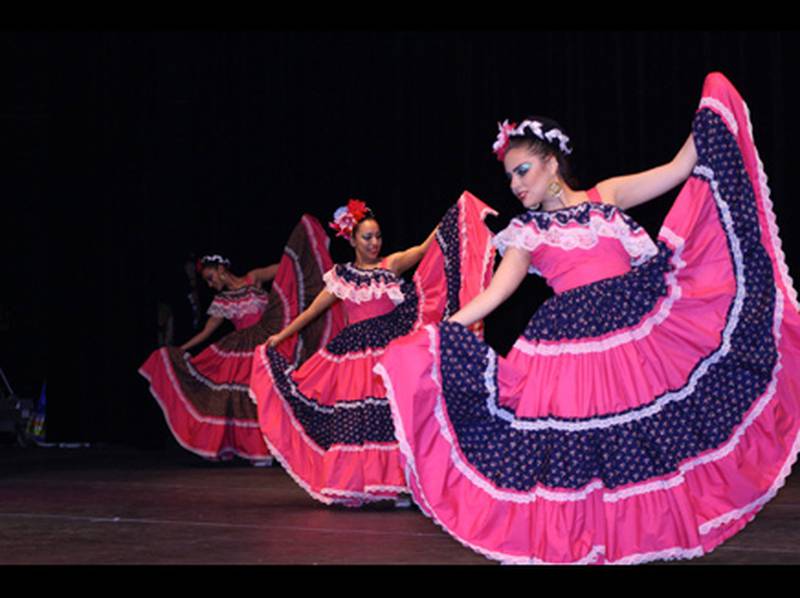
[139,215,345,463]
[375,73,800,564]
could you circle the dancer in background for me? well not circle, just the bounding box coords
[250,195,497,506]
[177,254,276,353]
[375,73,800,564]
[140,215,345,463]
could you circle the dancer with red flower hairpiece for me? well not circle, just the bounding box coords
[250,194,498,506]
[139,215,345,463]
[375,73,800,564]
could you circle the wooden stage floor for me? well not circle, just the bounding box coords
[2,445,800,565]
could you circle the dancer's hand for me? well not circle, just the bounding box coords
[266,334,282,348]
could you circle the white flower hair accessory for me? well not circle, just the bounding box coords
[492,118,573,161]
[197,254,231,272]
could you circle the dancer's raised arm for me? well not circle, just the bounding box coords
[385,226,439,275]
[266,290,339,347]
[448,247,530,328]
[596,134,697,210]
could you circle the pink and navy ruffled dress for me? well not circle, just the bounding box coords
[374,73,800,564]
[139,215,345,461]
[206,283,270,331]
[249,193,497,505]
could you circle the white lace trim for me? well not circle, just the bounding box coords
[209,345,253,359]
[318,346,386,363]
[320,485,407,499]
[501,171,746,432]
[328,443,399,453]
[512,226,686,358]
[609,546,706,566]
[742,99,800,312]
[493,211,659,272]
[701,91,798,310]
[323,267,405,305]
[207,291,269,320]
[183,356,251,394]
[699,96,739,136]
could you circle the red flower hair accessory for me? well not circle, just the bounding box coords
[330,198,371,239]
[491,119,518,161]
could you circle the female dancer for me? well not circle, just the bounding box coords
[375,73,800,564]
[177,255,278,353]
[250,195,497,505]
[139,215,345,463]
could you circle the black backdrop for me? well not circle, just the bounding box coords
[5,31,800,447]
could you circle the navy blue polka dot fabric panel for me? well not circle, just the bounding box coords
[265,348,396,450]
[437,203,463,319]
[332,263,402,289]
[518,201,646,234]
[523,242,673,341]
[325,280,419,356]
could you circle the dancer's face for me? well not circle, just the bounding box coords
[201,266,225,291]
[503,147,558,209]
[351,219,383,264]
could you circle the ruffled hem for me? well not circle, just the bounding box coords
[250,344,406,505]
[374,320,800,564]
[139,350,270,461]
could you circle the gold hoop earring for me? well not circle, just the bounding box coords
[547,180,563,199]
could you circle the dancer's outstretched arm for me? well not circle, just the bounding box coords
[247,264,280,286]
[596,134,697,210]
[267,290,340,347]
[448,247,530,328]
[179,316,225,352]
[386,226,439,275]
